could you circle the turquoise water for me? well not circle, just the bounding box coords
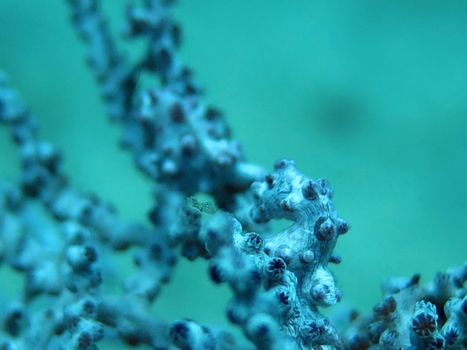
[0,0,466,344]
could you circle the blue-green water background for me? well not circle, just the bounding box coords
[0,0,466,344]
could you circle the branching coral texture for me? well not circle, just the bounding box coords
[0,1,465,349]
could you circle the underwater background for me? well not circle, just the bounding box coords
[0,0,466,342]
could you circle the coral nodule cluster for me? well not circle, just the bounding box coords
[0,1,465,350]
